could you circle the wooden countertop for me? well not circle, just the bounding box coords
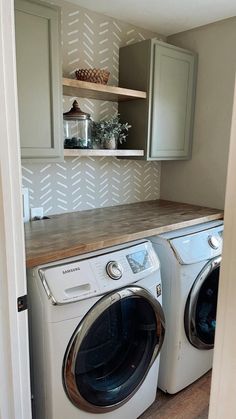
[25,200,223,268]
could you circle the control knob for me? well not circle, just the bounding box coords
[208,235,220,249]
[106,261,123,280]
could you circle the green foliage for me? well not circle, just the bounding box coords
[93,114,131,144]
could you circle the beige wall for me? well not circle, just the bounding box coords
[161,17,236,210]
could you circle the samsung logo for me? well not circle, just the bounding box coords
[62,267,80,275]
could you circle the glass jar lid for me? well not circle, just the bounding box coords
[63,100,91,120]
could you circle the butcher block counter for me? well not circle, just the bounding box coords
[25,199,223,268]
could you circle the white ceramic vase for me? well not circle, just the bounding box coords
[103,136,117,150]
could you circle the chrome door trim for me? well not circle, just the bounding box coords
[184,256,221,350]
[38,270,57,305]
[62,285,165,413]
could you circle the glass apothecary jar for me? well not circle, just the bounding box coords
[63,100,93,149]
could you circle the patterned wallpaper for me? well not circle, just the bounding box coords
[22,159,161,214]
[22,0,165,215]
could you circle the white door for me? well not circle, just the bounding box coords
[208,79,236,419]
[0,0,32,418]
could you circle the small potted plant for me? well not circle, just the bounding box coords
[93,115,131,149]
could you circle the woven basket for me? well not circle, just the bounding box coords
[75,68,110,85]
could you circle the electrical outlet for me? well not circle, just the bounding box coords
[30,207,44,220]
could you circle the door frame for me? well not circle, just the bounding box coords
[208,79,236,419]
[0,0,32,418]
[1,0,236,417]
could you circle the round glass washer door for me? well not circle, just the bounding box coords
[184,257,221,350]
[63,285,165,413]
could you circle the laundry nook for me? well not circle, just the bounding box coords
[24,200,223,418]
[2,0,236,418]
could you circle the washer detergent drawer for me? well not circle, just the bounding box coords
[39,260,99,304]
[170,226,223,265]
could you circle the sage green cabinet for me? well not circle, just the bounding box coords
[15,0,63,161]
[119,40,197,160]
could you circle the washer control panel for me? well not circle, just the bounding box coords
[126,249,152,274]
[90,241,159,292]
[38,240,160,304]
[106,261,123,280]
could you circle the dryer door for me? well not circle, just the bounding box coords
[63,285,165,413]
[184,257,221,350]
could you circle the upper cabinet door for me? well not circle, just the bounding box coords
[15,0,63,160]
[119,40,197,161]
[150,43,196,160]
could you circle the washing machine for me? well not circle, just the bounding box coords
[27,240,165,419]
[148,220,223,394]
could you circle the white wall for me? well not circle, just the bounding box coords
[161,17,236,209]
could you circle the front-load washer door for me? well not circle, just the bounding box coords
[63,285,165,413]
[184,257,221,350]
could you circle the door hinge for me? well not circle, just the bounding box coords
[17,295,28,312]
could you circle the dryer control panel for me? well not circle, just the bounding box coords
[169,223,223,265]
[38,240,160,304]
[208,235,221,250]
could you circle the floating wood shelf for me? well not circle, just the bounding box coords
[63,78,147,102]
[64,149,144,157]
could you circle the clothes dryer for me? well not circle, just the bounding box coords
[148,220,223,394]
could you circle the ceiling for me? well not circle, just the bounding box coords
[66,0,236,35]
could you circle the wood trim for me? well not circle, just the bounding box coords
[63,77,147,102]
[64,149,144,157]
[208,80,236,419]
